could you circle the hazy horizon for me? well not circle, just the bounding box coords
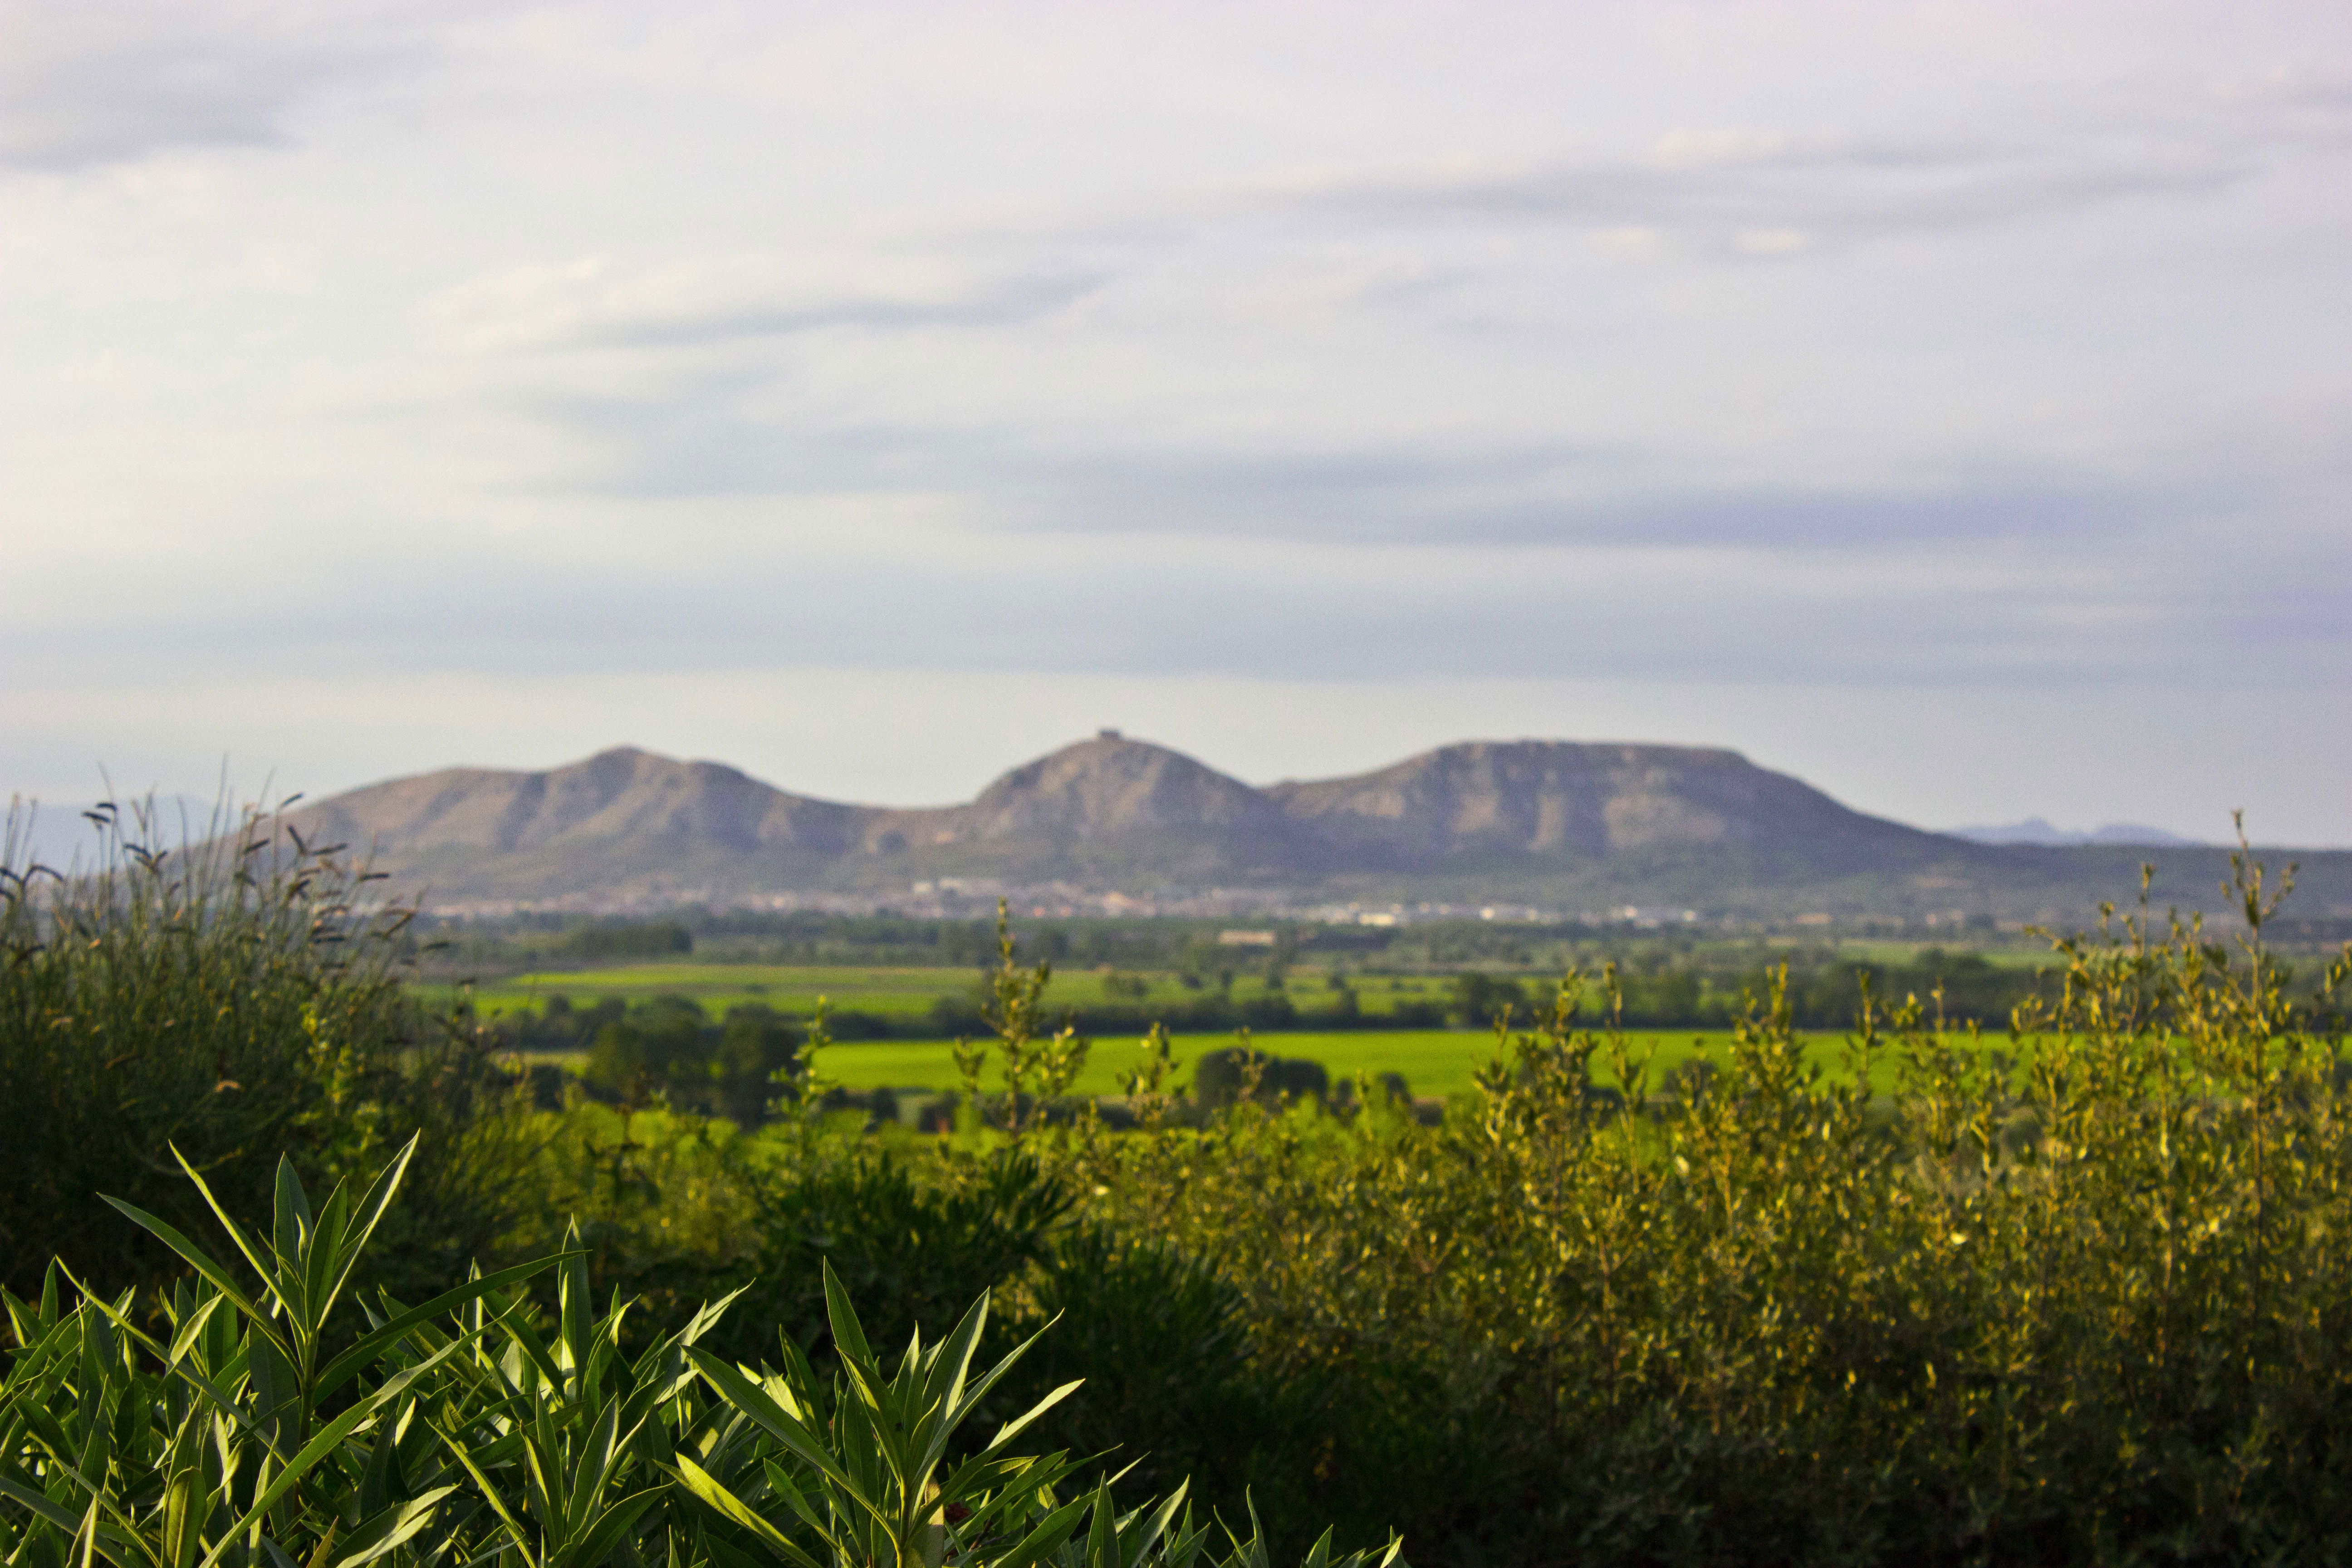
[5,2,2347,843]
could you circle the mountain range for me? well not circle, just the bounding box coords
[275,734,2352,922]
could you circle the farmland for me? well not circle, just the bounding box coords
[425,961,1471,1022]
[428,961,1817,1098]
[519,1024,1764,1100]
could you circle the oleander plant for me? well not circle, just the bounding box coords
[0,1139,1401,1568]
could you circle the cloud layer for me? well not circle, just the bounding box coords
[3,0,2348,839]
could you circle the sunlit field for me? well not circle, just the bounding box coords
[427,962,1482,1023]
[811,1028,1745,1099]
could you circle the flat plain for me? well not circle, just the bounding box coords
[429,962,1909,1100]
[808,1028,1746,1099]
[429,963,1469,1023]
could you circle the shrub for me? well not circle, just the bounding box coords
[1192,1047,1329,1108]
[1448,971,1527,1027]
[0,797,526,1299]
[1009,1226,1270,1505]
[564,919,693,959]
[1049,855,2352,1563]
[713,1147,1073,1367]
[577,997,798,1123]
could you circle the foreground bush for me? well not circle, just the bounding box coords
[0,1142,1396,1568]
[0,799,529,1298]
[1048,858,2352,1563]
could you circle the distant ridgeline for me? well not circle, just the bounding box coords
[279,735,2352,923]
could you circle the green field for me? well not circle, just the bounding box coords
[430,963,1462,1023]
[498,1027,1882,1102]
[812,1028,1750,1099]
[431,962,1934,1100]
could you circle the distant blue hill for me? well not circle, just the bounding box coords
[1952,818,2207,848]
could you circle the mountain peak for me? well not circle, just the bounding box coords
[963,734,1277,837]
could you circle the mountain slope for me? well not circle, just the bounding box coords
[282,735,2352,919]
[294,747,862,900]
[1269,741,1945,872]
[855,733,1308,884]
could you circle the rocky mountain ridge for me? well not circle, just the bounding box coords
[281,734,2351,921]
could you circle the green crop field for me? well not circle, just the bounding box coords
[496,1026,1885,1102]
[423,962,1913,1100]
[1827,939,2053,970]
[423,963,1464,1023]
[427,964,962,1019]
[811,1028,1754,1099]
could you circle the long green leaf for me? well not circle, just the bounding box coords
[817,1263,878,1376]
[0,1475,88,1537]
[683,1351,890,1536]
[0,1465,151,1568]
[1125,1483,1192,1568]
[318,1138,419,1329]
[196,1339,461,1568]
[62,1285,292,1472]
[97,1198,293,1366]
[164,1148,284,1310]
[985,1496,1090,1568]
[165,1295,229,1367]
[315,1255,576,1401]
[327,1486,459,1568]
[672,1456,825,1568]
[552,1489,659,1568]
[430,1420,536,1568]
[963,1380,1082,1475]
[942,1316,1067,1458]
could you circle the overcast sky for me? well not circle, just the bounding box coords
[4,0,2348,844]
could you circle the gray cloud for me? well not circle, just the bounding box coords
[981,451,2197,551]
[13,493,2343,695]
[485,381,2203,554]
[425,257,1107,355]
[0,2,438,172]
[1269,131,2253,257]
[1213,76,2352,261]
[584,271,1105,349]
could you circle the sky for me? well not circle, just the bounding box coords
[4,0,2348,844]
